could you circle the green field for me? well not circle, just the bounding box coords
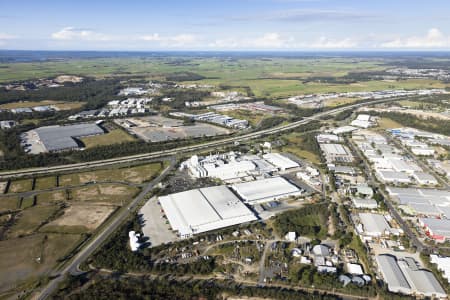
[35,176,56,190]
[59,162,164,186]
[80,129,136,148]
[8,179,33,194]
[7,205,59,238]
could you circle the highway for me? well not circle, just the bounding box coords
[1,98,400,180]
[34,157,176,300]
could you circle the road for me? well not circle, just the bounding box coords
[34,157,177,300]
[1,98,403,180]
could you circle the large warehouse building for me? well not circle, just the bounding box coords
[231,176,303,204]
[159,185,257,238]
[32,123,105,152]
[376,254,446,298]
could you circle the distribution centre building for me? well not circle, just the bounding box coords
[159,185,257,238]
[231,176,302,204]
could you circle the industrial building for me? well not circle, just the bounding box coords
[419,218,450,243]
[352,198,378,209]
[159,185,257,238]
[262,153,299,171]
[231,177,303,204]
[376,254,446,298]
[430,255,450,284]
[386,187,450,218]
[357,213,395,237]
[26,123,105,153]
[319,143,354,163]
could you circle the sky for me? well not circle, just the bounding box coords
[1,0,450,51]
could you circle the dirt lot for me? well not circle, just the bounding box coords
[70,183,139,205]
[42,204,115,233]
[0,233,81,295]
[59,162,163,186]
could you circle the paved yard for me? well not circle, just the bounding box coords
[139,197,178,247]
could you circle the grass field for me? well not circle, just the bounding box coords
[80,129,136,148]
[0,100,85,110]
[224,109,268,127]
[376,117,403,130]
[280,132,321,164]
[59,162,163,186]
[7,205,59,238]
[36,190,66,204]
[0,233,82,294]
[8,179,33,193]
[0,196,19,211]
[69,183,139,205]
[35,176,56,190]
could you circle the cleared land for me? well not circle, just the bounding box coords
[69,183,140,205]
[376,117,403,130]
[59,162,164,186]
[0,195,19,211]
[280,133,320,164]
[8,179,33,193]
[41,204,116,233]
[7,205,59,238]
[80,129,136,148]
[0,233,81,294]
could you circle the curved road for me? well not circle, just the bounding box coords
[2,98,399,180]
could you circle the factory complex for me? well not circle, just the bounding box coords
[158,185,257,238]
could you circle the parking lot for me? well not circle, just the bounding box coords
[139,196,178,247]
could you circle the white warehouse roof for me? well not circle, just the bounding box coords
[262,153,299,170]
[376,254,411,295]
[159,185,257,237]
[232,176,302,204]
[359,213,392,237]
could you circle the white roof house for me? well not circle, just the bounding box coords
[159,185,257,238]
[262,153,299,171]
[231,177,302,204]
[347,263,364,275]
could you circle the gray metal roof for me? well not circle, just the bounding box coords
[35,123,104,152]
[376,254,411,294]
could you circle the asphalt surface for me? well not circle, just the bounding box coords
[34,157,176,300]
[1,98,403,180]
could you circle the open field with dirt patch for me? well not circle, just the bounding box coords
[36,190,66,204]
[59,162,164,186]
[42,204,115,233]
[8,179,33,193]
[0,233,82,295]
[0,195,19,211]
[376,117,403,130]
[7,204,60,238]
[69,183,139,205]
[80,129,136,148]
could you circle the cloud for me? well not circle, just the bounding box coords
[210,32,294,49]
[308,36,358,49]
[381,28,449,48]
[51,27,111,41]
[231,9,375,23]
[0,33,15,40]
[139,33,198,47]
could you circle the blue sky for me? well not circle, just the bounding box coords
[1,0,450,50]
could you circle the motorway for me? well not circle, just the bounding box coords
[34,157,177,300]
[1,98,401,180]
